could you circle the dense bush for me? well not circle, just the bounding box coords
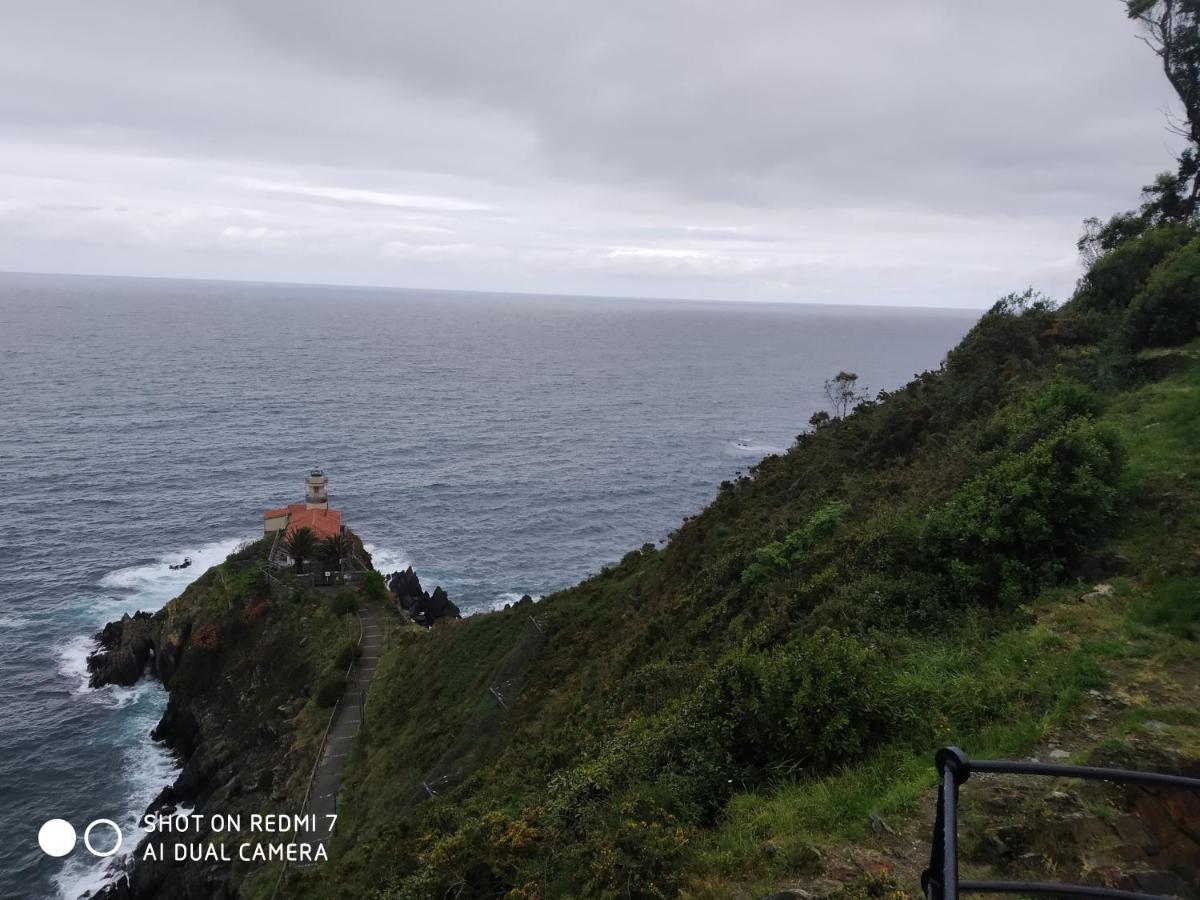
[242,596,270,627]
[1123,237,1200,350]
[331,590,358,616]
[941,290,1059,418]
[702,629,891,774]
[362,569,388,602]
[333,641,361,671]
[742,501,849,585]
[976,378,1103,453]
[315,670,347,708]
[1074,223,1195,313]
[402,809,542,900]
[191,622,220,650]
[923,417,1124,607]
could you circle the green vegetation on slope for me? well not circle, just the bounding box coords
[270,215,1199,899]
[277,7,1200,886]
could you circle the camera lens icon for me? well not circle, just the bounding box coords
[38,819,122,858]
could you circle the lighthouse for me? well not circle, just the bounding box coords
[305,467,329,510]
[263,469,340,539]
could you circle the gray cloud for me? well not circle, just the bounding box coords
[0,0,1185,305]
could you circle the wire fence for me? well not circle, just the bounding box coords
[416,613,548,800]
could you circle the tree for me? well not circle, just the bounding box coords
[283,526,317,574]
[823,371,865,419]
[1079,2,1200,261]
[1127,1,1200,215]
[319,533,350,572]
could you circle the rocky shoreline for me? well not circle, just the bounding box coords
[86,611,250,898]
[78,532,492,899]
[80,540,373,899]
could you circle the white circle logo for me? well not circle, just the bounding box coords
[38,819,77,857]
[83,819,123,858]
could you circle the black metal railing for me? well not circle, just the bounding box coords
[922,746,1200,900]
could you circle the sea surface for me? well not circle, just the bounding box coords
[0,272,978,897]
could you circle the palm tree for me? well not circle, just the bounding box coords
[318,533,349,572]
[283,526,317,574]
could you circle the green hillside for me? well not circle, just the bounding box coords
[256,209,1200,898]
[249,6,1200,894]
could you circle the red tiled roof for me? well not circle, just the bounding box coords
[263,503,342,540]
[285,505,341,541]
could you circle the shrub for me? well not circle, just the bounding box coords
[703,629,892,774]
[546,628,893,837]
[1123,237,1200,350]
[1074,223,1195,313]
[192,622,220,650]
[742,501,850,584]
[331,590,359,616]
[924,418,1125,607]
[977,378,1103,453]
[333,642,361,671]
[229,539,264,562]
[942,290,1059,417]
[242,597,269,627]
[315,670,347,708]
[362,570,388,602]
[563,796,691,898]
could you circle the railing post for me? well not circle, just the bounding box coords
[924,747,970,900]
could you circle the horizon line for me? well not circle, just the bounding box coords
[0,267,985,314]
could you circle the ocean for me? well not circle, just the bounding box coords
[0,271,977,897]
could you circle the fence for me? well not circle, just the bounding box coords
[415,612,548,800]
[922,746,1200,900]
[263,528,369,598]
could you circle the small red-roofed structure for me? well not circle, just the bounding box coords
[261,469,368,589]
[264,503,342,540]
[264,468,341,540]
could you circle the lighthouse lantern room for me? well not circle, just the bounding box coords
[306,467,329,510]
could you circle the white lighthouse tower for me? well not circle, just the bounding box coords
[305,467,329,510]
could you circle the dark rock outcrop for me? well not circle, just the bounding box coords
[388,566,426,610]
[88,611,158,687]
[415,586,460,625]
[387,567,461,626]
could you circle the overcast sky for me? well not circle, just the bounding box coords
[0,1,1185,307]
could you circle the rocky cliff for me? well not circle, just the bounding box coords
[86,538,366,899]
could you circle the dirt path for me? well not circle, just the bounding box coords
[293,599,392,867]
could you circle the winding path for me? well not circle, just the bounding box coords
[293,598,392,868]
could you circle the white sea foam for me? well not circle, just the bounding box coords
[58,537,250,705]
[57,634,98,694]
[53,706,179,900]
[480,591,543,614]
[98,536,250,612]
[51,540,246,896]
[363,542,411,575]
[57,634,160,709]
[728,439,785,456]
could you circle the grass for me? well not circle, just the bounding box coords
[681,344,1200,895]
[288,323,1200,898]
[1129,577,1200,639]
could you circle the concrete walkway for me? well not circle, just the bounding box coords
[294,599,391,867]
